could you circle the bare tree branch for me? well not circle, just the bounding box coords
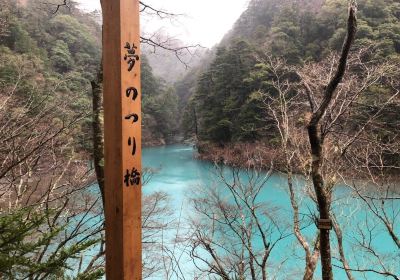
[305,3,357,280]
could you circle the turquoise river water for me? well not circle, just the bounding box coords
[140,145,399,280]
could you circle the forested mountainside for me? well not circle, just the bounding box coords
[0,0,101,154]
[0,2,104,277]
[141,55,181,145]
[0,0,181,149]
[178,0,400,170]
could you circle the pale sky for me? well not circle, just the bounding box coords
[75,0,250,48]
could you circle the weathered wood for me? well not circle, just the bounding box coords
[317,219,332,230]
[102,0,142,279]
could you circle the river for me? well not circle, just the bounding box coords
[142,145,399,280]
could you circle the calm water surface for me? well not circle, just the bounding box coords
[142,145,399,280]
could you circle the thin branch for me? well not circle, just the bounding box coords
[41,0,70,14]
[139,1,183,18]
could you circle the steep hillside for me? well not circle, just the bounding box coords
[0,0,102,154]
[220,0,324,47]
[178,0,400,168]
[0,0,180,148]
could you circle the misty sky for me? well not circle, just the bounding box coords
[75,0,250,47]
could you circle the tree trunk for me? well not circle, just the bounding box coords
[306,4,357,279]
[308,125,333,280]
[91,69,105,207]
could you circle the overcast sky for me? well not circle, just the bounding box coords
[75,0,250,48]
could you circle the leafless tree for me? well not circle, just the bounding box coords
[261,56,321,280]
[335,100,400,279]
[142,191,179,279]
[255,3,400,278]
[301,3,357,279]
[187,164,290,280]
[0,58,178,276]
[297,46,399,279]
[0,50,104,278]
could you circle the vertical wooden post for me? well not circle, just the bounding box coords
[102,0,142,279]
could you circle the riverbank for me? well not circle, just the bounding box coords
[143,131,184,148]
[195,141,400,189]
[195,141,287,170]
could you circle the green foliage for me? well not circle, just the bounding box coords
[8,22,38,54]
[184,0,400,145]
[181,99,198,138]
[73,270,105,280]
[141,55,180,144]
[142,56,163,100]
[47,14,100,77]
[0,0,101,152]
[190,41,264,143]
[0,208,102,280]
[0,0,176,147]
[50,40,74,72]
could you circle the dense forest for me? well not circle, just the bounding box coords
[179,0,400,163]
[0,0,182,149]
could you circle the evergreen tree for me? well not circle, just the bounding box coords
[184,0,400,146]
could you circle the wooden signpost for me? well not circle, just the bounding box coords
[102,0,142,279]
